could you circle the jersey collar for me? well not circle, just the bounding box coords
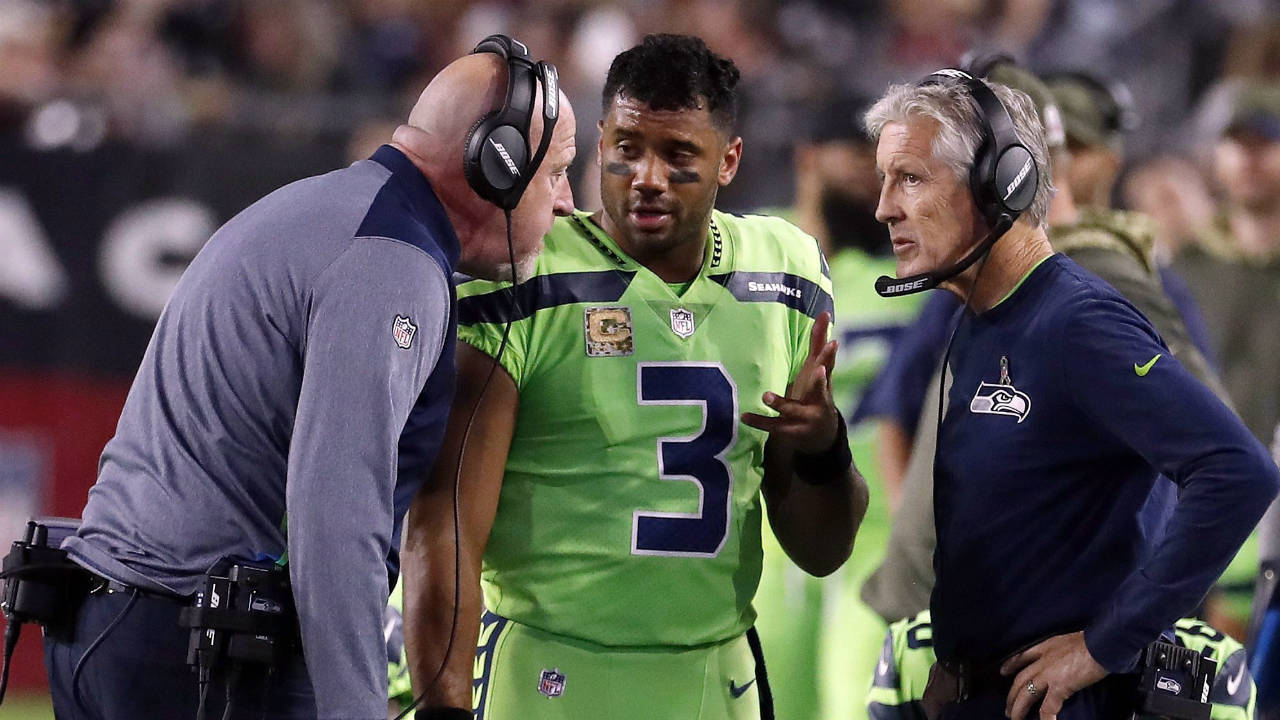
[369,144,461,271]
[569,210,734,283]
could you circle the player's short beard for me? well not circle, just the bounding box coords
[494,251,539,285]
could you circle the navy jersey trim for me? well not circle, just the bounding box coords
[473,611,510,719]
[458,270,636,325]
[363,145,461,272]
[709,271,834,320]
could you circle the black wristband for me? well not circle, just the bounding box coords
[792,412,852,485]
[415,708,472,720]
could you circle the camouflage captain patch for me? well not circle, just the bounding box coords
[538,668,566,698]
[584,307,634,357]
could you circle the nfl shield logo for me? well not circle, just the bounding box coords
[669,308,695,338]
[392,315,417,349]
[538,668,566,698]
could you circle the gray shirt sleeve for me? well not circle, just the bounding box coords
[286,236,450,719]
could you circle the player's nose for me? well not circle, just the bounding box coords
[632,154,668,195]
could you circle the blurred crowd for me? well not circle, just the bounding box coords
[2,0,1278,209]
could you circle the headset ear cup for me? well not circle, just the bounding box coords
[464,122,530,211]
[993,144,1037,216]
[480,125,529,193]
[467,112,534,210]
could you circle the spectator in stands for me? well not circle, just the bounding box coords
[1174,82,1280,448]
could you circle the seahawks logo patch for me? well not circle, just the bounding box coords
[584,307,634,357]
[969,382,1031,423]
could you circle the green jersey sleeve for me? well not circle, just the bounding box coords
[715,213,833,386]
[456,277,531,389]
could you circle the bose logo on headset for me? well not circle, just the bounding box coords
[882,278,931,294]
[488,138,522,178]
[543,64,559,121]
[1004,156,1033,200]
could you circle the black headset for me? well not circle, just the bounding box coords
[464,34,560,211]
[874,68,1039,297]
[923,68,1038,230]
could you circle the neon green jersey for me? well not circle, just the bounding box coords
[457,209,832,648]
[866,611,1256,720]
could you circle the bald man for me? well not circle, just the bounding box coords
[43,36,575,720]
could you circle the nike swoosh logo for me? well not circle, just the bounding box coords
[729,679,756,699]
[1134,354,1163,376]
[1227,661,1246,696]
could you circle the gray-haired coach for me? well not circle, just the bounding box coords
[865,69,1278,720]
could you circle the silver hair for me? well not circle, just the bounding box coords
[864,79,1054,228]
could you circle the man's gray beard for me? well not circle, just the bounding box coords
[494,252,539,285]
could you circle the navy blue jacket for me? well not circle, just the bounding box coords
[932,254,1277,673]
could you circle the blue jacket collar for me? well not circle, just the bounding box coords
[370,144,461,271]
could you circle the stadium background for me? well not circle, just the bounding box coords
[2,0,1279,718]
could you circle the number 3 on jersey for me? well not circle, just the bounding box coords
[632,362,739,558]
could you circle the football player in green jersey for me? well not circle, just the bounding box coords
[399,34,868,720]
[867,611,1257,720]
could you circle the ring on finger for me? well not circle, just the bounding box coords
[1026,681,1039,696]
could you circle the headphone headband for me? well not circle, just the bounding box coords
[464,34,560,210]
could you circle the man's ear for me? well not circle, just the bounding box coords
[719,136,743,186]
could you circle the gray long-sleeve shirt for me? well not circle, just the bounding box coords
[66,145,460,719]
